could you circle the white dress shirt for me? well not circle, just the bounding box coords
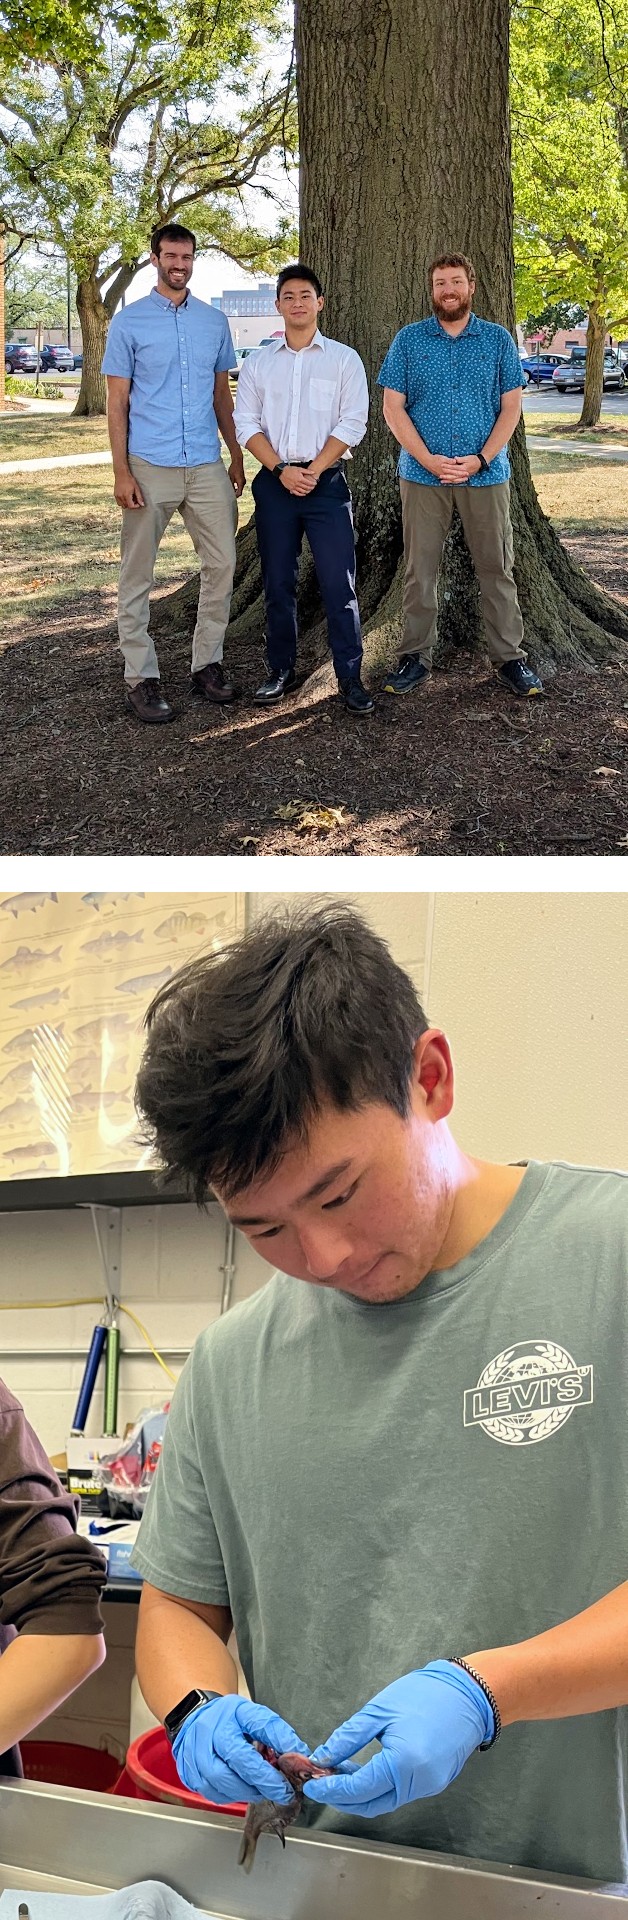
[233,329,369,463]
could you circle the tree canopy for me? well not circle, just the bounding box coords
[0,0,297,407]
[511,0,628,417]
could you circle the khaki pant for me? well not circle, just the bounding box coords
[400,478,525,666]
[118,456,238,683]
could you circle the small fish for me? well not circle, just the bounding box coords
[155,911,209,940]
[0,892,58,918]
[2,1025,64,1057]
[239,1747,334,1875]
[11,987,69,1011]
[74,1013,133,1041]
[0,945,62,973]
[66,1053,102,1088]
[71,1088,130,1114]
[81,930,144,957]
[116,968,172,996]
[2,1139,54,1162]
[0,1062,34,1089]
[82,892,145,910]
[0,1096,40,1125]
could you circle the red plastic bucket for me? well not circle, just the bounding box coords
[118,1726,246,1815]
[22,1740,122,1792]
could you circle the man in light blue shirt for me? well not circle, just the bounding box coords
[378,253,543,700]
[102,221,244,725]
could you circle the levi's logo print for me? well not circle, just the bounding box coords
[463,1340,593,1447]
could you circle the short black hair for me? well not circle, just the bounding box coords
[151,222,197,257]
[276,262,323,298]
[135,901,429,1203]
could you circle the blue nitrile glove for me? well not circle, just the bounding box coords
[172,1693,310,1805]
[302,1661,494,1817]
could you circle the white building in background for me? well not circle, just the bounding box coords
[211,281,285,348]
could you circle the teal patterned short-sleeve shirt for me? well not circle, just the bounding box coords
[377,313,524,486]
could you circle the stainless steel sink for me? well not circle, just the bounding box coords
[0,1778,627,1915]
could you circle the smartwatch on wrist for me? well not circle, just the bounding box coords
[476,451,490,472]
[273,461,287,477]
[163,1687,223,1745]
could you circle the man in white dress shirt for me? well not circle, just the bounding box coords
[234,264,373,714]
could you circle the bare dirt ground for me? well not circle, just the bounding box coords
[1,523,627,857]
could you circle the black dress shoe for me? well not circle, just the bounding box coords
[253,667,297,704]
[338,675,375,714]
[124,678,175,724]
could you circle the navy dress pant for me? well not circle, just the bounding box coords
[251,465,363,682]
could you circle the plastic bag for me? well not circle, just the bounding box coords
[93,1405,170,1515]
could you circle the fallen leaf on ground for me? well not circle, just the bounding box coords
[594,766,621,776]
[273,799,350,833]
[239,835,260,847]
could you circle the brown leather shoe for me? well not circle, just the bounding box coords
[124,678,175,724]
[191,661,234,703]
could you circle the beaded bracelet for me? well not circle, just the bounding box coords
[447,1655,502,1748]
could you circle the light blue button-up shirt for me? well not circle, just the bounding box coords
[377,313,524,486]
[101,288,236,467]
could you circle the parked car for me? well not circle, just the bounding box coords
[229,345,262,380]
[520,352,571,387]
[73,352,83,369]
[38,343,75,373]
[552,350,626,392]
[4,341,38,375]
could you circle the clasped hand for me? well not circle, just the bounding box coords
[302,1661,494,1817]
[431,454,483,485]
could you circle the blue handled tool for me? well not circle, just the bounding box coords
[71,1322,108,1434]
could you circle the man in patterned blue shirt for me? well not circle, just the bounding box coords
[378,253,543,699]
[102,222,244,725]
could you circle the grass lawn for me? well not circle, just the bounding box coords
[0,446,258,631]
[524,409,628,441]
[527,447,628,530]
[0,414,111,461]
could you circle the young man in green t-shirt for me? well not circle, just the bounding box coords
[131,902,628,1886]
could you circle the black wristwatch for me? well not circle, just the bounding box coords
[476,451,490,472]
[163,1687,222,1745]
[273,461,287,477]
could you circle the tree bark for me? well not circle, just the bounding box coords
[73,265,140,415]
[291,0,628,677]
[576,296,606,430]
[74,274,110,416]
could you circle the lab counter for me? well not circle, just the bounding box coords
[0,1779,627,1916]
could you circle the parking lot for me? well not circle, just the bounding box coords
[522,386,628,416]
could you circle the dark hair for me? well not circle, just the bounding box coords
[135,901,429,1203]
[151,222,197,257]
[276,262,323,298]
[428,251,476,287]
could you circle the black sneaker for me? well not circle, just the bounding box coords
[338,676,375,714]
[499,660,544,697]
[383,654,430,695]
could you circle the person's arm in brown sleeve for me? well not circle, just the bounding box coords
[0,1381,106,1757]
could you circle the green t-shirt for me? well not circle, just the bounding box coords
[132,1160,628,1885]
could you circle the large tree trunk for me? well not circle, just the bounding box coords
[74,274,109,416]
[292,0,628,678]
[576,296,606,430]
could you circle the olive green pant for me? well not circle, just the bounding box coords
[400,478,525,665]
[118,455,237,683]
